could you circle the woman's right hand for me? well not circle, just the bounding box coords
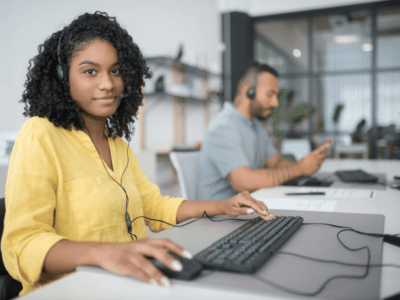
[93,238,193,286]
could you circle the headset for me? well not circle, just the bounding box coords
[56,28,67,81]
[246,62,261,100]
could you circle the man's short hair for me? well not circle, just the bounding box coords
[235,61,279,97]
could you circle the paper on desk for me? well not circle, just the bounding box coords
[255,198,337,212]
[297,187,376,198]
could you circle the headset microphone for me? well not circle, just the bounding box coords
[119,94,129,99]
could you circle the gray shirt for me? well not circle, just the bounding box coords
[196,102,277,200]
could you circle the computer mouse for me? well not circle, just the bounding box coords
[296,176,322,186]
[148,252,203,280]
[389,183,400,190]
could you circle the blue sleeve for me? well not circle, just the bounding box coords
[262,129,277,160]
[204,125,250,178]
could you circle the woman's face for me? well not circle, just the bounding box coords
[68,39,124,119]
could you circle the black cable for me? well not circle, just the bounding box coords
[131,211,250,229]
[85,127,136,240]
[253,226,373,297]
[130,211,400,297]
[303,222,400,239]
[276,250,400,269]
[252,223,400,297]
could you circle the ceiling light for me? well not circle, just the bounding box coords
[362,43,373,52]
[334,34,360,44]
[293,49,301,57]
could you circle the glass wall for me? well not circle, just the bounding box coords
[313,12,372,72]
[254,19,311,144]
[377,8,400,131]
[253,3,400,158]
[254,19,309,74]
[318,74,371,132]
[377,72,400,127]
[377,8,400,68]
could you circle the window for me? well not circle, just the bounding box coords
[253,2,400,158]
[377,8,400,129]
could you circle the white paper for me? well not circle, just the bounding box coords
[297,187,375,198]
[256,198,337,212]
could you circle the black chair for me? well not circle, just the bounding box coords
[0,198,22,299]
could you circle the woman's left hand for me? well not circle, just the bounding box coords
[219,191,275,221]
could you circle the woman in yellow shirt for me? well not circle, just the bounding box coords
[1,11,273,295]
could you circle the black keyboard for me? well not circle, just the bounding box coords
[335,169,378,183]
[194,216,303,273]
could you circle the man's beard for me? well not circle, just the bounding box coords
[255,115,270,121]
[251,102,274,121]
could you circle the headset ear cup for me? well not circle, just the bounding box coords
[56,64,64,80]
[247,88,255,100]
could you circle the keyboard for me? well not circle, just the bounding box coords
[194,216,303,273]
[335,169,378,183]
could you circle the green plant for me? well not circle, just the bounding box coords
[269,89,316,140]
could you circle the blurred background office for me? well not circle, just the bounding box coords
[221,0,400,162]
[1,0,399,198]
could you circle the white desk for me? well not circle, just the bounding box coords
[18,159,400,300]
[252,159,400,299]
[253,159,400,233]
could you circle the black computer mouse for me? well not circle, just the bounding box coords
[297,176,322,186]
[389,183,400,190]
[148,252,203,280]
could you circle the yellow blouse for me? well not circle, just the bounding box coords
[1,117,185,295]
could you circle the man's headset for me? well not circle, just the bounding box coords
[246,63,261,101]
[55,28,129,99]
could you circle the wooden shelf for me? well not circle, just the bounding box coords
[139,57,222,152]
[144,92,219,102]
[145,56,220,77]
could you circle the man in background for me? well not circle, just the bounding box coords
[196,61,332,200]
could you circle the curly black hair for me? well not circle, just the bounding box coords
[21,11,152,141]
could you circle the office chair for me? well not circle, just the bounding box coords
[169,150,200,200]
[0,197,22,299]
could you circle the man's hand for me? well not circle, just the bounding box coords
[296,138,332,177]
[219,191,275,221]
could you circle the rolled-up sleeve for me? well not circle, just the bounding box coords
[1,120,66,288]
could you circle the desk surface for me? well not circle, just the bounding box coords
[253,159,400,233]
[254,159,400,299]
[19,159,400,300]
